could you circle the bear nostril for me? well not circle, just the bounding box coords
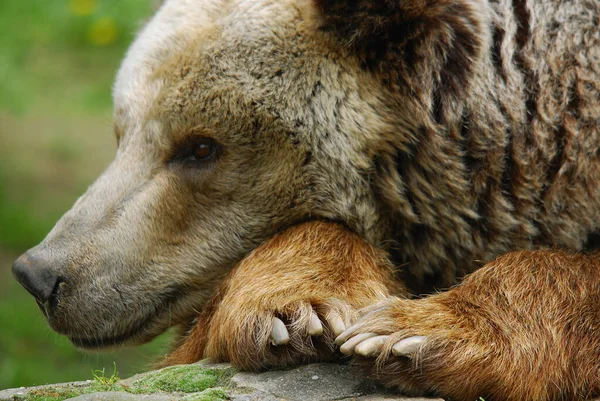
[48,277,64,313]
[12,253,64,316]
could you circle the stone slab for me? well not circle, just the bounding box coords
[232,363,389,401]
[68,392,179,401]
[0,363,443,401]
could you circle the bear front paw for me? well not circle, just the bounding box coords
[335,296,476,398]
[205,297,358,370]
[335,298,430,359]
[269,298,352,345]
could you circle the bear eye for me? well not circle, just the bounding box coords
[188,139,216,161]
[170,137,219,167]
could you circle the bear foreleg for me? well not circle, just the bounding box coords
[338,250,600,401]
[162,220,403,370]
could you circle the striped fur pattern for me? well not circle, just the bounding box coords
[317,0,600,292]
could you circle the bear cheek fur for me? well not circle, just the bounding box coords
[150,0,402,246]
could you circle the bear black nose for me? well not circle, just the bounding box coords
[12,253,61,310]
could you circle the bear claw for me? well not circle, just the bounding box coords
[339,332,377,355]
[336,328,427,358]
[270,317,290,345]
[392,335,426,357]
[354,334,390,357]
[269,305,350,348]
[335,323,361,345]
[308,310,324,335]
[325,310,347,336]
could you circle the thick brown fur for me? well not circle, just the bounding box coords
[172,223,600,400]
[320,0,600,293]
[12,0,600,400]
[349,250,600,401]
[162,221,404,370]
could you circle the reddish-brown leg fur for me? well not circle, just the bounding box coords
[163,220,600,401]
[344,251,600,401]
[162,221,404,370]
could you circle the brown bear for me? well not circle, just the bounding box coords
[12,0,600,400]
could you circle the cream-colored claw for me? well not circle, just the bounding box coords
[326,311,346,337]
[271,317,290,345]
[335,323,359,346]
[354,335,390,357]
[339,332,377,355]
[392,335,426,357]
[308,311,324,336]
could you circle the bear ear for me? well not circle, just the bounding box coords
[314,0,484,54]
[315,0,486,119]
[314,0,428,45]
[314,0,485,95]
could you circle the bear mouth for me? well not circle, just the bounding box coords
[67,285,186,349]
[69,311,159,349]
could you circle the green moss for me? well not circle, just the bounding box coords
[181,388,228,401]
[89,382,128,393]
[12,381,130,401]
[12,386,85,401]
[131,365,236,394]
[10,365,236,401]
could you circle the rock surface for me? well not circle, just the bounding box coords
[0,362,443,401]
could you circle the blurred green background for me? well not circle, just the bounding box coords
[0,0,173,390]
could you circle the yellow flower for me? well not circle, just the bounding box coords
[88,17,119,47]
[69,0,98,16]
